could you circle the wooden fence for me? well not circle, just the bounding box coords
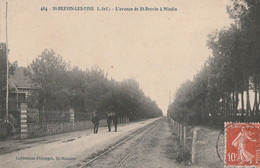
[169,118,198,164]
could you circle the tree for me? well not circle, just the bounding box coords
[28,49,70,111]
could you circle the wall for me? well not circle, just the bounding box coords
[27,119,108,138]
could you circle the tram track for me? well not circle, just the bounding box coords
[77,118,162,168]
[114,122,158,168]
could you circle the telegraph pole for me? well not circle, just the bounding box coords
[3,2,16,132]
[5,2,9,121]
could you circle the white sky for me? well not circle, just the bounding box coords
[0,0,233,114]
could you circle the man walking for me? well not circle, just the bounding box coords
[107,112,113,132]
[92,111,99,134]
[113,113,118,132]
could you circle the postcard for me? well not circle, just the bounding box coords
[0,0,259,167]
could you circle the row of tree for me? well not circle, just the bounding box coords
[167,0,260,126]
[1,47,162,121]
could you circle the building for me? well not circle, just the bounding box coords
[9,67,35,110]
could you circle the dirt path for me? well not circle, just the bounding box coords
[0,118,160,168]
[85,118,186,168]
[122,118,186,168]
[193,126,224,168]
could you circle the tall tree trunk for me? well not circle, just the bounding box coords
[227,93,231,116]
[235,91,239,114]
[246,87,251,116]
[245,76,251,117]
[241,91,245,117]
[253,88,257,114]
[232,91,235,115]
[222,96,226,117]
[256,92,260,115]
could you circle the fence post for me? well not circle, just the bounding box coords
[180,124,182,142]
[183,126,187,147]
[177,122,179,136]
[69,108,75,130]
[69,108,75,122]
[192,129,197,164]
[178,123,180,137]
[20,102,28,139]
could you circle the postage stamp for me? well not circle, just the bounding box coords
[225,122,260,168]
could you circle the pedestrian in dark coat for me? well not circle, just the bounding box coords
[113,113,118,132]
[107,112,113,132]
[92,111,99,134]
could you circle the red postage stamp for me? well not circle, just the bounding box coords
[225,122,260,168]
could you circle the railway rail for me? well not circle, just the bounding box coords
[78,119,162,168]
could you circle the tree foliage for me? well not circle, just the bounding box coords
[27,49,162,121]
[167,0,260,126]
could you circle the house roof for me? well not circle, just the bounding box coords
[9,67,34,90]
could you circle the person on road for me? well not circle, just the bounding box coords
[113,113,118,132]
[107,112,113,132]
[92,111,99,134]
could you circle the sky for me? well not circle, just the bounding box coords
[0,0,233,114]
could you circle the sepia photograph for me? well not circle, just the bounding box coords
[0,0,259,167]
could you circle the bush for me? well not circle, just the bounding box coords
[176,146,191,164]
[27,109,40,123]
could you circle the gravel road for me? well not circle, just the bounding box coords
[0,118,159,168]
[1,117,224,168]
[85,118,186,168]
